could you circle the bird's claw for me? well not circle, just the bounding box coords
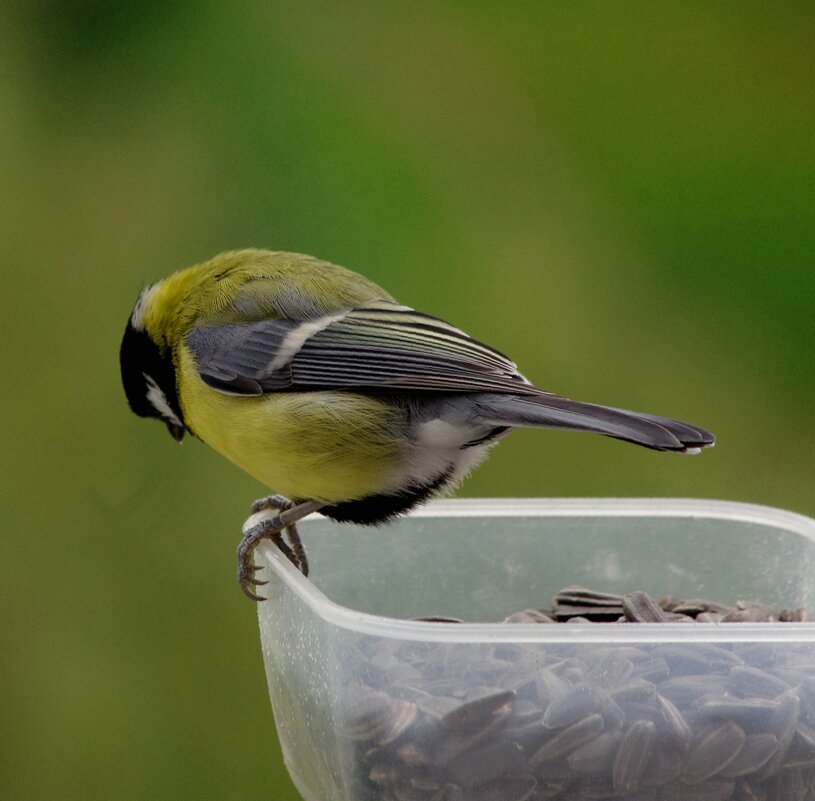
[238,556,269,599]
[241,584,267,602]
[237,517,294,602]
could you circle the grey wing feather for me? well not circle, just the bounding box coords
[187,308,538,395]
[187,319,302,395]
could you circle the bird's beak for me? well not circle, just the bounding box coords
[166,421,185,442]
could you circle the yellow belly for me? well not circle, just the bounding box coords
[177,349,405,503]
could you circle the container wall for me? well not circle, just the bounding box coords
[257,566,351,801]
[257,502,815,801]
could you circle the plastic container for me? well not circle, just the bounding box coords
[256,499,815,801]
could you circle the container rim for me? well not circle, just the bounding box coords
[256,498,815,645]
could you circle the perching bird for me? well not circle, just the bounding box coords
[120,249,714,599]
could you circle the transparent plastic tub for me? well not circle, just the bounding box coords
[256,499,815,801]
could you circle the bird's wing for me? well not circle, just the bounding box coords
[186,305,540,396]
[185,304,715,452]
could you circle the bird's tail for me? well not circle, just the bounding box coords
[471,393,714,453]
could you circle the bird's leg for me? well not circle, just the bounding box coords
[238,497,322,601]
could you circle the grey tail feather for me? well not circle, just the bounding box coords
[472,393,715,453]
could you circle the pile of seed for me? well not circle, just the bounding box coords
[416,587,808,625]
[341,588,815,801]
[503,587,807,625]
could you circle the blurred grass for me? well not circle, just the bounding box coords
[1,2,813,799]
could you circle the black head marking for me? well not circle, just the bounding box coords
[120,316,186,440]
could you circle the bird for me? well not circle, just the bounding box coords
[120,249,714,599]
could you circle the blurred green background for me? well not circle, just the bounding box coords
[2,2,813,799]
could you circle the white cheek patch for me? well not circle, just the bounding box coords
[144,374,183,427]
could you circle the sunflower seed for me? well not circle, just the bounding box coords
[529,713,605,765]
[505,698,545,729]
[722,610,759,623]
[343,688,395,742]
[697,698,779,731]
[631,656,671,683]
[622,591,670,623]
[769,689,801,739]
[653,645,718,674]
[728,666,790,699]
[752,692,800,783]
[535,669,570,706]
[378,700,418,746]
[609,678,657,704]
[716,734,779,777]
[613,719,656,793]
[543,686,605,729]
[440,690,515,731]
[554,586,623,605]
[567,731,623,775]
[657,694,691,748]
[659,675,728,707]
[683,722,746,783]
[586,652,635,689]
[696,644,745,668]
[669,600,711,616]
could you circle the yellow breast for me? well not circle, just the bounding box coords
[176,347,405,503]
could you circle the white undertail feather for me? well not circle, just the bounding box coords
[408,419,502,495]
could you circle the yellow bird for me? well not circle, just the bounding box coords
[120,249,714,599]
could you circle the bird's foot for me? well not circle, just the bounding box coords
[237,497,322,601]
[248,494,310,577]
